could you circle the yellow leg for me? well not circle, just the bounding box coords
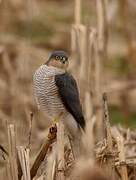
[49,112,63,134]
[52,112,64,124]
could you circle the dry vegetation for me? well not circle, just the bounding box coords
[0,0,136,180]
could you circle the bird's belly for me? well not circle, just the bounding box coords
[40,94,65,116]
[34,77,66,118]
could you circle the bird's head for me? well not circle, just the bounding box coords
[45,50,69,70]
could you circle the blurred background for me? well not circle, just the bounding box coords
[0,0,136,179]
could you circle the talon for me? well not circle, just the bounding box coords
[49,124,57,133]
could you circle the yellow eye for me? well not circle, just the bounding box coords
[55,56,59,60]
[59,56,63,60]
[62,57,66,61]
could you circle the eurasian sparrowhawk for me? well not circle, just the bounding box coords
[33,50,85,135]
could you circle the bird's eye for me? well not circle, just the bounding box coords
[62,57,66,61]
[55,56,60,60]
[60,56,63,60]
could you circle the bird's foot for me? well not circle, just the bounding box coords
[48,124,57,141]
[48,112,64,138]
[52,112,64,124]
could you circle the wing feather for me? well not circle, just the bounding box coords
[55,72,85,130]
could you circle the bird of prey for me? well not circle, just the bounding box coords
[33,50,85,136]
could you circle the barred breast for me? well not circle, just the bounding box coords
[33,65,67,118]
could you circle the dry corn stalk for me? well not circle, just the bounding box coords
[88,28,97,92]
[96,0,108,57]
[116,136,128,180]
[93,33,104,141]
[56,120,65,180]
[75,0,81,25]
[72,24,87,96]
[7,124,18,180]
[93,0,109,142]
[103,93,113,150]
[17,147,31,180]
[46,155,56,180]
[84,91,93,122]
[103,93,115,178]
[30,124,57,179]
